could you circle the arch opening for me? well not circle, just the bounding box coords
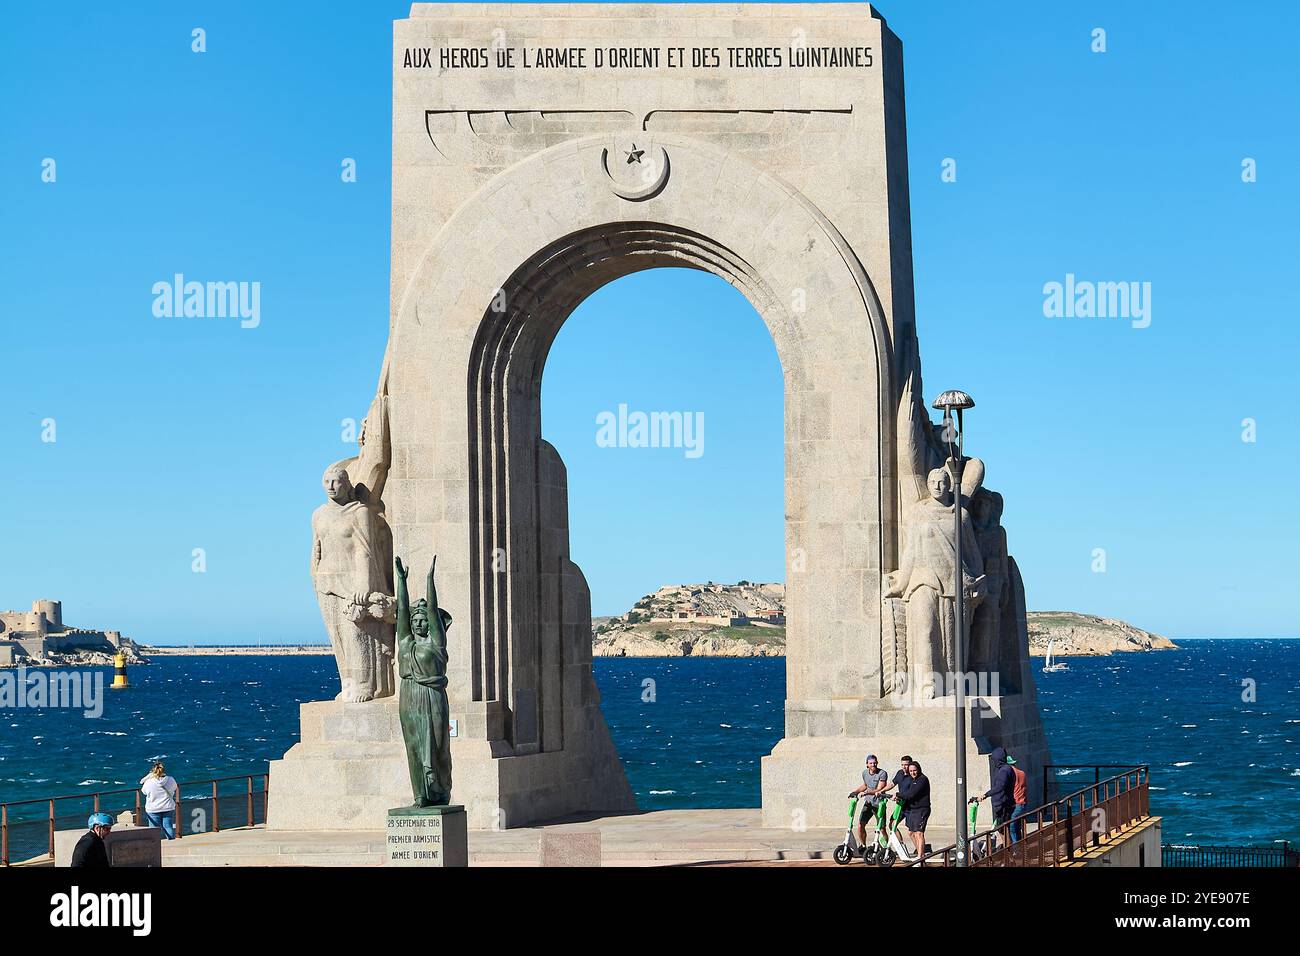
[541,266,786,809]
[466,223,793,756]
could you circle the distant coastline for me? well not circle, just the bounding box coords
[592,586,1182,659]
[141,645,332,656]
[1026,612,1177,657]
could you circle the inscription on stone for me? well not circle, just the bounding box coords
[385,806,468,867]
[387,814,445,865]
[401,43,875,71]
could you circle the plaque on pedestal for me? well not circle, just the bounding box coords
[386,805,467,867]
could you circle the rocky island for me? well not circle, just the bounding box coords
[593,582,786,657]
[592,585,1177,658]
[1026,611,1177,656]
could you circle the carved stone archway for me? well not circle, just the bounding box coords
[269,4,1052,833]
[383,130,896,827]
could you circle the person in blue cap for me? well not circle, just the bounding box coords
[71,812,114,868]
[848,753,890,849]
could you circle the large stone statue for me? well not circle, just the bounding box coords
[395,555,453,807]
[311,464,395,701]
[884,466,986,697]
[310,386,396,702]
[969,487,1009,675]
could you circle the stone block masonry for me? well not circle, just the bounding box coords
[270,3,1053,833]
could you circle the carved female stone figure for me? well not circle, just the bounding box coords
[395,556,453,807]
[310,464,395,702]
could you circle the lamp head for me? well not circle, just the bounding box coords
[931,389,975,412]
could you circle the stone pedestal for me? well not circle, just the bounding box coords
[267,695,634,832]
[54,826,163,867]
[267,698,411,831]
[761,691,1052,832]
[386,805,467,867]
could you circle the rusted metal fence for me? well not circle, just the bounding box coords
[923,765,1151,867]
[1163,841,1298,868]
[1,773,269,866]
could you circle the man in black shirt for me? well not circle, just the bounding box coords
[897,761,931,859]
[882,754,913,795]
[70,813,113,868]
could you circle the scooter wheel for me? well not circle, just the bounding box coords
[833,844,853,865]
[863,846,879,864]
[878,849,897,867]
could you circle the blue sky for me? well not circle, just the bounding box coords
[2,1,1297,643]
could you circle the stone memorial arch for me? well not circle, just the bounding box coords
[269,2,1051,832]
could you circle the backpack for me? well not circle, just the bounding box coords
[1010,764,1027,804]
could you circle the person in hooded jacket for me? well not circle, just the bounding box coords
[976,746,1017,843]
[896,760,931,859]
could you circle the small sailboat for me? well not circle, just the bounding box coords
[1042,638,1069,673]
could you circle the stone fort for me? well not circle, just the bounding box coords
[0,600,138,666]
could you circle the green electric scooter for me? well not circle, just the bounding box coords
[872,795,925,866]
[942,798,990,864]
[861,799,890,864]
[968,797,987,862]
[833,793,867,864]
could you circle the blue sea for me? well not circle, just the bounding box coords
[2,639,1297,859]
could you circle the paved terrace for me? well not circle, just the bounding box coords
[160,808,957,867]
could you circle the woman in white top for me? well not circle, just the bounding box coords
[140,762,180,839]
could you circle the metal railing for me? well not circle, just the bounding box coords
[1163,842,1298,868]
[1,773,269,866]
[922,765,1151,867]
[1041,764,1147,804]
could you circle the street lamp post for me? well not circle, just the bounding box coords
[933,389,975,867]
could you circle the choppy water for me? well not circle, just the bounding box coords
[1,639,1296,858]
[1032,638,1300,846]
[594,641,1300,847]
[0,655,337,795]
